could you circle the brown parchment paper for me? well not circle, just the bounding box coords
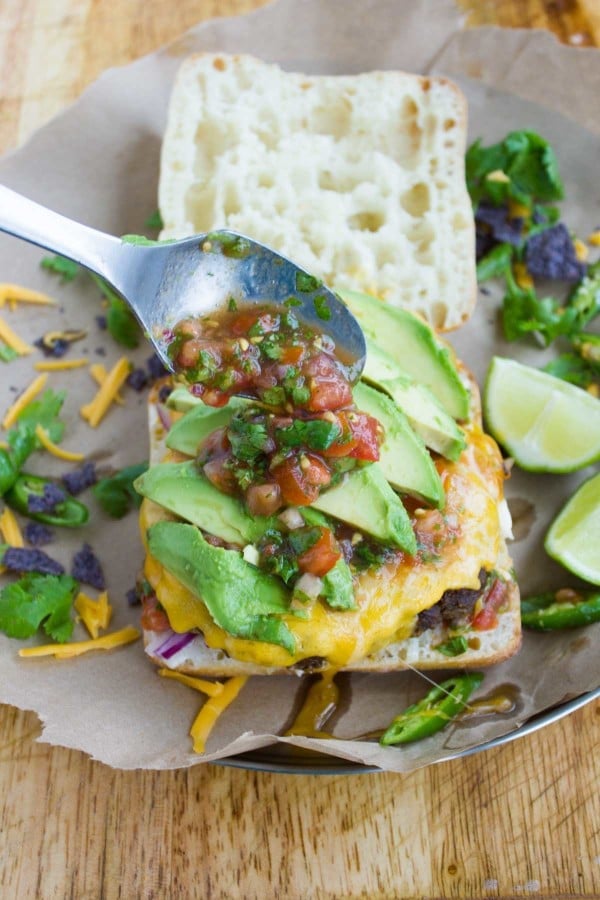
[0,0,598,773]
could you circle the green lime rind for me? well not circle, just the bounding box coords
[544,471,600,586]
[483,357,600,473]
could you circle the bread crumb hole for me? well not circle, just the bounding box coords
[431,302,447,329]
[348,211,385,232]
[443,118,456,131]
[400,182,430,217]
[213,57,227,71]
[452,212,469,230]
[258,172,275,189]
[318,170,335,191]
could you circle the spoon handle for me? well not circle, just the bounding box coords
[0,184,122,280]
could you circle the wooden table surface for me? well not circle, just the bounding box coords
[1,2,599,898]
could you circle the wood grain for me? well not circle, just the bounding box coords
[0,2,599,898]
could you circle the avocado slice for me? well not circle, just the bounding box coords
[166,398,247,458]
[320,558,356,610]
[135,461,275,545]
[362,339,466,461]
[147,521,295,653]
[311,464,417,554]
[340,289,470,420]
[353,381,444,508]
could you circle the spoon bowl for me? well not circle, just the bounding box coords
[0,186,366,381]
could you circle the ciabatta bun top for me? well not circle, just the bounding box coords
[158,53,476,331]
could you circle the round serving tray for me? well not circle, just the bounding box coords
[218,686,600,774]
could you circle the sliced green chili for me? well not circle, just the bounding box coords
[379,673,484,746]
[521,590,600,631]
[5,473,89,527]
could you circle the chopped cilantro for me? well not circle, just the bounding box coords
[295,272,322,293]
[476,242,513,283]
[40,254,80,283]
[89,274,140,348]
[436,635,469,657]
[227,297,238,312]
[275,418,341,451]
[313,294,332,321]
[284,296,302,308]
[0,344,18,363]
[144,209,164,230]
[0,573,78,642]
[227,414,272,463]
[93,462,148,518]
[466,130,563,209]
[261,386,286,406]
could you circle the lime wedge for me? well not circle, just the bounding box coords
[483,357,600,472]
[545,472,600,585]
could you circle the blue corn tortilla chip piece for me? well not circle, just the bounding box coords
[34,337,69,358]
[2,547,64,576]
[475,202,524,246]
[61,462,97,496]
[525,223,587,281]
[24,522,54,546]
[158,384,173,403]
[126,368,149,392]
[27,482,67,513]
[147,354,168,381]
[126,586,140,607]
[71,542,105,590]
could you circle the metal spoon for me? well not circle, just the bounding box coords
[0,185,366,380]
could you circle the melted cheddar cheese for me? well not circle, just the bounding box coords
[140,419,505,670]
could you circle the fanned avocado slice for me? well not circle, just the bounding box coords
[353,381,445,507]
[362,339,466,461]
[340,288,470,420]
[135,461,276,545]
[311,464,417,554]
[147,521,296,653]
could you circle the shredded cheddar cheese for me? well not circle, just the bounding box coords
[158,668,225,698]
[190,676,248,753]
[2,373,48,429]
[507,199,530,219]
[0,316,33,356]
[34,424,85,462]
[0,283,55,310]
[18,625,140,658]
[0,506,24,547]
[513,262,534,291]
[574,238,589,262]
[34,358,89,371]
[89,363,125,405]
[80,356,131,427]
[74,591,112,639]
[588,230,600,247]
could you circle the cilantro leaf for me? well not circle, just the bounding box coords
[227,414,272,463]
[543,353,596,388]
[275,418,341,451]
[94,462,148,518]
[89,274,141,348]
[313,295,332,321]
[40,254,80,283]
[17,389,66,444]
[476,243,514,283]
[0,344,18,363]
[436,636,468,657]
[466,130,564,209]
[0,573,78,642]
[144,210,164,230]
[120,234,174,247]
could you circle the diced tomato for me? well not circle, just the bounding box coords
[141,595,170,632]
[201,387,231,408]
[347,412,381,461]
[203,455,237,495]
[229,309,262,335]
[302,353,353,412]
[298,526,341,577]
[321,412,358,458]
[280,345,305,365]
[245,482,283,516]
[197,427,229,463]
[473,579,507,631]
[272,453,331,505]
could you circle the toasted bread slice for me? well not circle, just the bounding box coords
[141,372,520,676]
[158,53,476,331]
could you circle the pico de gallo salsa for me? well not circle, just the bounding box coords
[165,300,384,579]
